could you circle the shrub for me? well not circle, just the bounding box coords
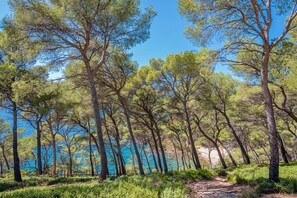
[0,169,214,198]
[228,164,297,194]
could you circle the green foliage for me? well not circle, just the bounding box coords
[0,169,215,198]
[0,176,95,192]
[213,168,228,177]
[239,186,260,198]
[228,163,297,194]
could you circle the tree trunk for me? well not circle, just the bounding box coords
[277,133,290,164]
[12,101,22,182]
[88,73,108,180]
[149,124,163,172]
[249,145,261,164]
[151,116,168,173]
[142,144,151,173]
[36,122,42,176]
[219,110,250,164]
[129,147,137,174]
[261,50,279,182]
[176,135,186,170]
[89,133,95,176]
[208,148,212,167]
[183,102,201,169]
[107,134,119,176]
[67,147,72,177]
[148,142,159,172]
[0,160,3,175]
[52,133,57,176]
[1,146,10,170]
[217,139,237,167]
[214,144,227,169]
[121,100,144,175]
[110,116,126,175]
[172,140,180,171]
[195,119,227,169]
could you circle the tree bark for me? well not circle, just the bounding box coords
[151,116,168,173]
[142,144,151,173]
[12,101,22,182]
[88,73,108,180]
[52,133,57,176]
[149,123,163,172]
[217,139,237,167]
[148,142,159,172]
[171,140,180,171]
[183,101,201,169]
[67,147,72,177]
[1,146,10,170]
[277,133,290,164]
[36,121,42,176]
[261,48,279,182]
[109,116,126,175]
[89,133,95,176]
[195,119,227,169]
[218,109,250,164]
[120,97,144,175]
[0,160,3,175]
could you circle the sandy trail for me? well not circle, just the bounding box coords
[186,177,243,198]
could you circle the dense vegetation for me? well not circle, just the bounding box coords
[0,169,214,198]
[0,0,297,197]
[228,163,297,194]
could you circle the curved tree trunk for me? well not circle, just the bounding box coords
[217,139,237,167]
[142,144,151,173]
[277,133,290,164]
[149,124,163,172]
[151,117,168,173]
[218,109,250,165]
[171,140,180,171]
[120,99,144,175]
[1,146,10,170]
[195,119,227,169]
[183,102,201,169]
[110,116,126,175]
[214,144,227,169]
[148,142,159,172]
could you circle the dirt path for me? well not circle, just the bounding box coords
[186,177,243,198]
[186,177,297,198]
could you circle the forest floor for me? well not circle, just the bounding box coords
[186,177,243,198]
[186,176,297,198]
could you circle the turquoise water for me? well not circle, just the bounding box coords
[0,109,176,175]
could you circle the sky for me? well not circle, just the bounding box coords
[0,0,290,77]
[0,0,231,77]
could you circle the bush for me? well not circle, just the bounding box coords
[239,186,260,198]
[228,164,297,194]
[214,168,228,177]
[0,169,214,198]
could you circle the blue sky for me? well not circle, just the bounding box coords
[0,0,231,75]
[0,0,198,66]
[0,0,290,76]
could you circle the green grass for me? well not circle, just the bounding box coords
[228,163,297,194]
[0,176,96,192]
[0,169,215,198]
